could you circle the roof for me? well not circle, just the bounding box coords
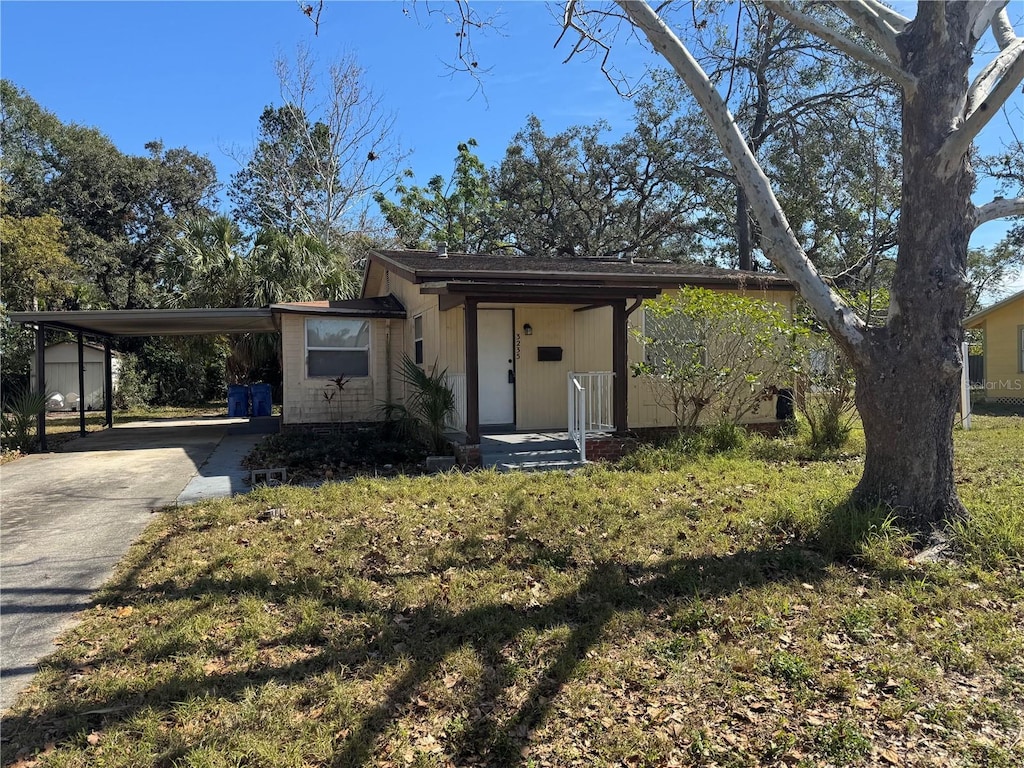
[271,295,406,318]
[9,296,408,339]
[366,249,796,293]
[8,308,278,337]
[964,288,1024,328]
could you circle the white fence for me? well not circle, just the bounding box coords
[568,371,615,461]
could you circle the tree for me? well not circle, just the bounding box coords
[555,0,1024,530]
[1,81,217,309]
[633,287,801,428]
[228,45,402,250]
[493,105,704,260]
[405,1,1024,530]
[375,138,503,252]
[0,210,78,311]
[158,214,360,384]
[680,3,903,276]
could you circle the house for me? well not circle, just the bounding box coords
[29,341,121,411]
[274,248,798,456]
[964,288,1024,404]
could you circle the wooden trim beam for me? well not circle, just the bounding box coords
[465,300,480,444]
[104,339,114,428]
[36,323,47,452]
[77,331,87,437]
[612,301,628,434]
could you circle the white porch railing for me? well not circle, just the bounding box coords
[445,372,467,431]
[568,371,615,462]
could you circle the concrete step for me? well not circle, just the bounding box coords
[493,460,586,473]
[482,447,586,473]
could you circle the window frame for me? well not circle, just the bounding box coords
[413,314,424,366]
[304,317,371,379]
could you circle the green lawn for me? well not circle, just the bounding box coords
[2,417,1022,767]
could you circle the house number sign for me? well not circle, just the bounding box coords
[514,333,521,361]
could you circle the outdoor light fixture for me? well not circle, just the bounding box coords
[523,323,533,336]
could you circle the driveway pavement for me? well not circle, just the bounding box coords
[0,417,267,713]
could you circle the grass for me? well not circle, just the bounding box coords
[1,416,1022,767]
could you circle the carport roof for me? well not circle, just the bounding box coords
[8,308,277,337]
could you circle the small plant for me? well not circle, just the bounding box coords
[795,331,857,452]
[768,651,814,685]
[1,385,51,453]
[389,354,456,455]
[322,374,351,429]
[812,718,870,762]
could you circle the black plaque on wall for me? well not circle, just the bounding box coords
[537,346,563,362]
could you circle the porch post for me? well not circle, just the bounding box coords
[612,300,628,434]
[77,331,87,436]
[465,298,480,444]
[103,340,114,428]
[35,323,47,452]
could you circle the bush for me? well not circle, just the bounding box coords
[1,386,49,453]
[113,354,155,410]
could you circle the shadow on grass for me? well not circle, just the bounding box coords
[2,501,871,767]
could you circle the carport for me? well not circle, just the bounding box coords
[8,308,279,450]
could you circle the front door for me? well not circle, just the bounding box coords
[478,309,515,425]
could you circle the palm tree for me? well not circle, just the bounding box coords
[158,215,360,383]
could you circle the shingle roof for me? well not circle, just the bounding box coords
[370,249,795,289]
[271,295,406,318]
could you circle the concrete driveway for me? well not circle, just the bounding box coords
[0,417,265,713]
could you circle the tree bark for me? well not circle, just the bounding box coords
[851,3,973,528]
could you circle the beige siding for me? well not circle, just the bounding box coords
[280,313,391,425]
[979,296,1024,399]
[359,268,799,432]
[515,306,574,429]
[573,305,612,372]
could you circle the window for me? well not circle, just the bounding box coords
[413,315,424,365]
[306,318,370,378]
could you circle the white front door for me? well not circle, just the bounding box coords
[478,309,515,425]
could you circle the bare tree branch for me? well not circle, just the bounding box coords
[969,0,1010,46]
[854,0,910,32]
[297,0,324,35]
[966,36,1024,116]
[973,196,1024,229]
[992,7,1019,49]
[763,1,917,94]
[611,0,867,354]
[834,0,903,62]
[939,40,1024,176]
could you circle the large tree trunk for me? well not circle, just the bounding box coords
[850,4,973,528]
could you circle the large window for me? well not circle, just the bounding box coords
[306,318,370,378]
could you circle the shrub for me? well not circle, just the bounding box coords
[796,335,857,451]
[113,354,155,410]
[1,386,50,453]
[632,287,804,429]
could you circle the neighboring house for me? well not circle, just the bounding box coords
[29,341,121,411]
[274,248,797,446]
[964,288,1024,404]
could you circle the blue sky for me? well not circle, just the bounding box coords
[1,1,1020,293]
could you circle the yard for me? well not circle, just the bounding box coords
[2,417,1022,767]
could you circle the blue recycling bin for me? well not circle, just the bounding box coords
[250,383,272,417]
[227,384,250,417]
